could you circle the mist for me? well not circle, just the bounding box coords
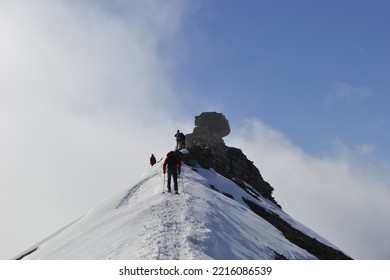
[0,0,192,259]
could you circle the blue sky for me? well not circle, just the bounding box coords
[1,0,389,260]
[176,0,389,160]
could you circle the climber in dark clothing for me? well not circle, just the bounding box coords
[150,154,156,166]
[175,130,186,150]
[163,150,182,194]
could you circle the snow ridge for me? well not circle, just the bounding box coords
[16,161,346,260]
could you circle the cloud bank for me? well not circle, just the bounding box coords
[227,119,390,259]
[0,0,193,259]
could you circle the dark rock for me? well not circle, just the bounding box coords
[15,247,38,260]
[194,112,230,138]
[183,112,277,204]
[244,199,352,260]
[186,112,230,148]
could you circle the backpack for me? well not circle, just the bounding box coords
[179,133,186,141]
[167,152,177,169]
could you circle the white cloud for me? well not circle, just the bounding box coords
[0,0,192,259]
[227,119,390,259]
[327,81,373,104]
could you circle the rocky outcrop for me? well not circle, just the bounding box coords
[186,112,230,148]
[183,112,277,204]
[194,112,230,138]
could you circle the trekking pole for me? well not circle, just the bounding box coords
[181,168,184,192]
[163,173,165,193]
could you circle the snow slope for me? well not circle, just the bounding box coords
[17,161,338,260]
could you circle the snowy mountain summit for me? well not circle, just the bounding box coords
[16,112,351,260]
